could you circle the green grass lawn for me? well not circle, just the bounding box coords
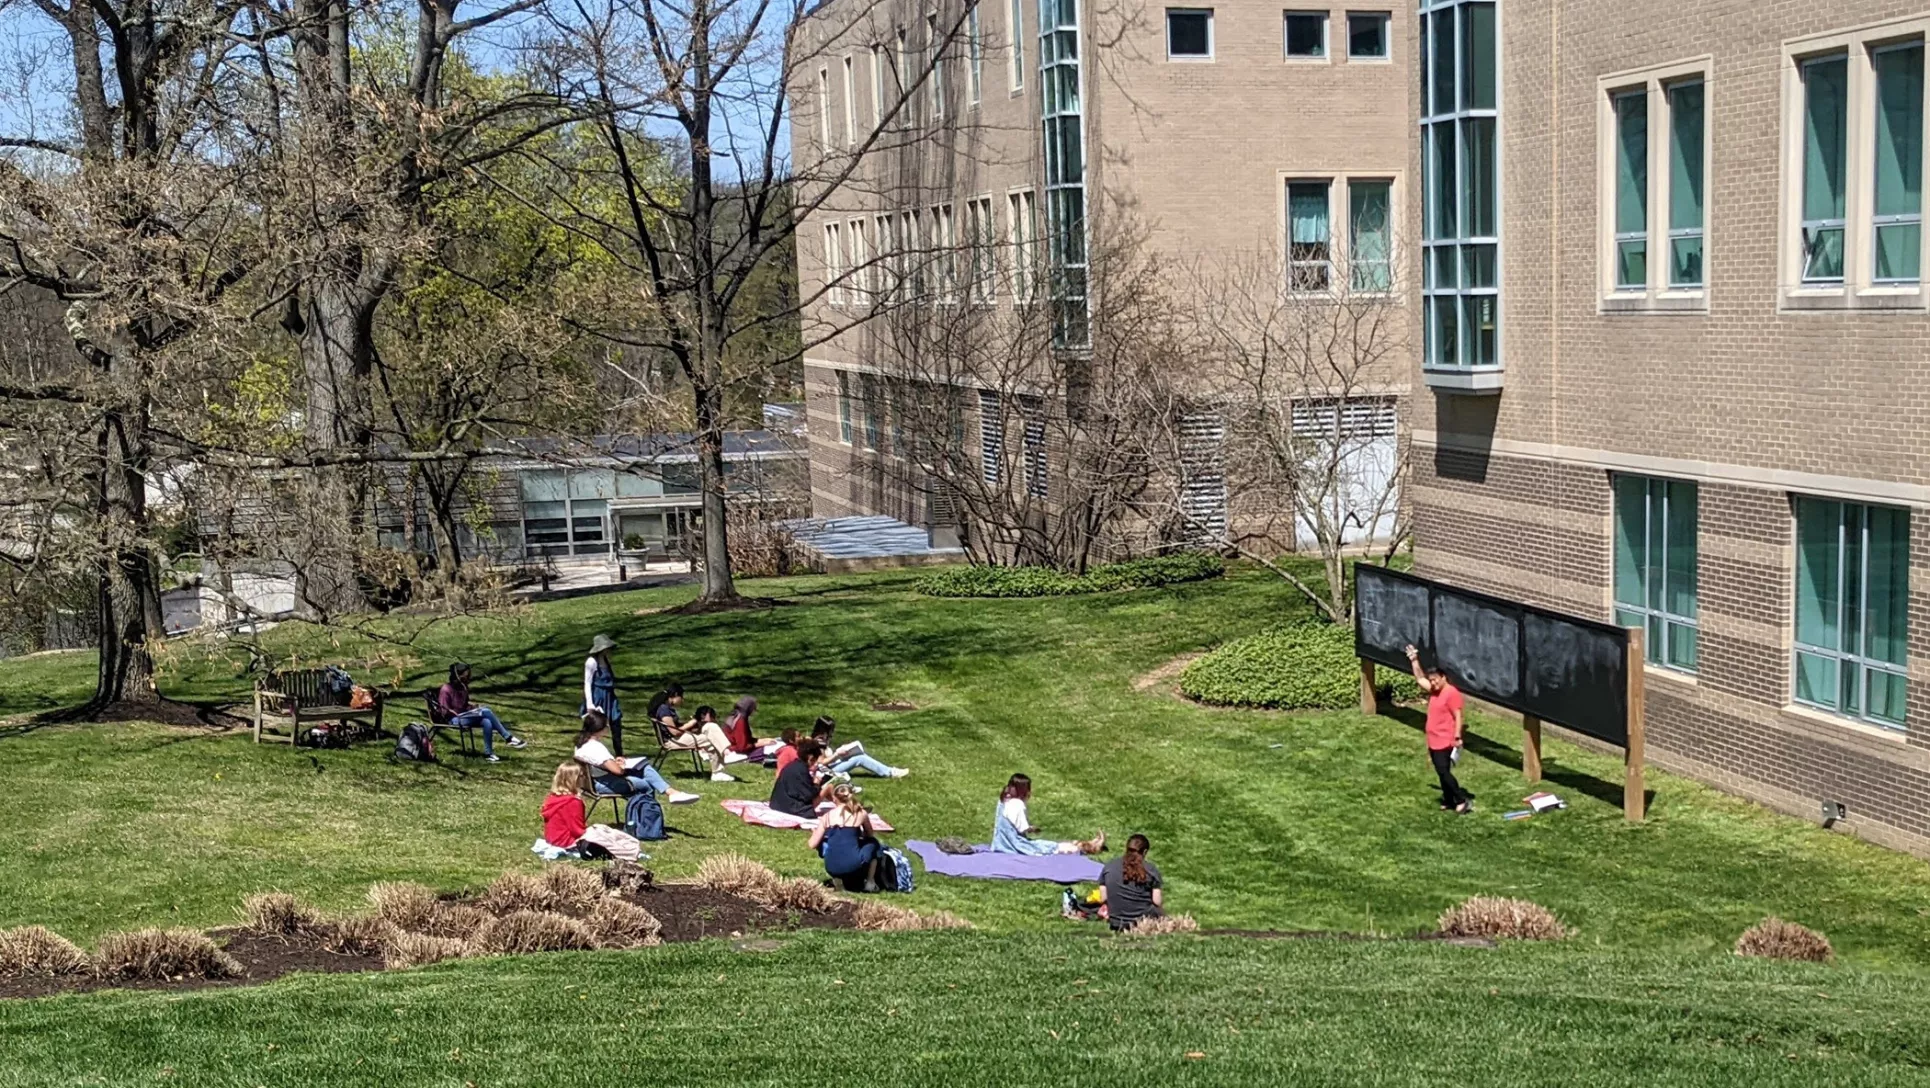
[2,933,1927,1087]
[4,566,1930,1085]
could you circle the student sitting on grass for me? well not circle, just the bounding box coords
[770,738,834,818]
[541,763,646,860]
[1096,834,1163,931]
[574,712,701,806]
[811,716,909,779]
[990,773,1104,856]
[770,728,802,773]
[652,685,746,782]
[436,662,525,763]
[722,696,781,756]
[808,783,883,893]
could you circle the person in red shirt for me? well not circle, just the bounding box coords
[1406,644,1471,814]
[542,763,591,849]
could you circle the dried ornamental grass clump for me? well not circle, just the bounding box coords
[424,903,490,940]
[384,932,469,971]
[471,910,598,956]
[853,901,974,932]
[0,925,90,977]
[694,854,781,899]
[480,873,557,916]
[601,860,654,897]
[324,915,398,956]
[542,865,608,914]
[239,892,323,938]
[1736,918,1834,963]
[93,928,243,981]
[1437,896,1571,942]
[588,899,664,949]
[1120,914,1200,938]
[367,882,440,933]
[762,877,841,914]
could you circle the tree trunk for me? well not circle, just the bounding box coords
[693,376,738,603]
[91,401,162,708]
[292,280,381,614]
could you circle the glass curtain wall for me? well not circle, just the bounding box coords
[1040,0,1089,348]
[1419,0,1497,369]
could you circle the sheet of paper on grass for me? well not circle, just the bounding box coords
[720,798,894,832]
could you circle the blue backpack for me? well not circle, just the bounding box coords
[624,790,665,841]
[879,845,914,893]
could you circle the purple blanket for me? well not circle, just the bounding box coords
[907,840,1103,884]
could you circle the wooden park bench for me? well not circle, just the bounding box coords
[253,668,388,745]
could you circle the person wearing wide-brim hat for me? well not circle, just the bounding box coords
[581,633,624,754]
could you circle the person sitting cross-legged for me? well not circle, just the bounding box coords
[436,662,524,763]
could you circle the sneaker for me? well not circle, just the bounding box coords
[710,771,738,783]
[722,751,750,765]
[507,737,528,750]
[666,789,701,805]
[485,753,501,763]
[886,768,910,779]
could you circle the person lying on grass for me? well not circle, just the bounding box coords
[722,696,782,756]
[436,662,525,763]
[811,716,909,780]
[991,773,1104,856]
[575,711,701,807]
[770,738,836,819]
[651,685,747,783]
[1404,644,1472,815]
[809,783,885,893]
[1096,833,1163,931]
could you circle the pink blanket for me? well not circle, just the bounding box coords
[720,798,895,833]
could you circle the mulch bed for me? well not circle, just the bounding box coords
[0,882,861,1001]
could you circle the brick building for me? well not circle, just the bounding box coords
[788,0,1414,556]
[1413,0,1930,853]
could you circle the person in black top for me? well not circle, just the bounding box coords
[769,738,832,818]
[1096,834,1164,931]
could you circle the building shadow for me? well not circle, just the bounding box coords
[1432,394,1499,484]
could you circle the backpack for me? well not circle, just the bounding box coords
[393,721,436,762]
[624,790,665,841]
[878,845,914,893]
[320,665,355,704]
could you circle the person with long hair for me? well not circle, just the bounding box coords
[651,684,746,782]
[541,763,593,850]
[722,696,779,755]
[990,773,1104,856]
[770,727,803,772]
[811,717,909,779]
[770,738,834,818]
[1405,644,1471,814]
[435,662,524,763]
[1096,834,1163,931]
[574,711,701,807]
[808,783,883,892]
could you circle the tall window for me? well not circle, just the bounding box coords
[848,218,870,301]
[929,15,946,121]
[1349,179,1392,290]
[1612,90,1648,289]
[873,45,887,127]
[979,390,1003,484]
[1041,0,1088,347]
[906,209,924,299]
[817,67,830,150]
[1420,0,1497,369]
[861,374,883,450]
[1167,8,1212,59]
[1800,54,1849,283]
[823,222,844,306]
[1794,498,1910,729]
[1613,476,1699,672]
[1009,189,1038,302]
[1667,79,1705,287]
[1020,396,1048,499]
[968,196,997,303]
[1873,42,1923,283]
[842,57,856,145]
[1347,11,1389,58]
[1009,0,1025,90]
[968,4,983,106]
[837,372,854,444]
[1287,180,1332,291]
[1284,10,1327,58]
[876,213,896,302]
[934,203,958,303]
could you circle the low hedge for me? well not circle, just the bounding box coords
[1179,622,1423,710]
[918,553,1225,598]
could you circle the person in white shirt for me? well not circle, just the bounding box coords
[580,633,624,753]
[573,712,700,806]
[990,773,1103,856]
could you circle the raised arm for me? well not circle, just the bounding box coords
[1403,644,1428,688]
[582,658,596,710]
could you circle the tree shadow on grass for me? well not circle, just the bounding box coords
[1381,706,1653,812]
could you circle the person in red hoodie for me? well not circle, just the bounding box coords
[542,763,591,850]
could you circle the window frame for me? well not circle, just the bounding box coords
[822,221,844,307]
[1611,474,1700,675]
[1285,178,1334,292]
[968,3,983,107]
[872,44,888,128]
[1165,7,1214,61]
[1284,9,1329,61]
[1419,0,1501,386]
[1008,187,1039,303]
[836,371,854,445]
[1346,10,1390,61]
[847,217,870,303]
[842,55,857,146]
[967,194,998,305]
[933,202,958,304]
[1346,177,1395,293]
[1595,58,1712,311]
[1009,0,1025,92]
[1778,19,1930,311]
[1791,496,1911,731]
[1610,88,1650,292]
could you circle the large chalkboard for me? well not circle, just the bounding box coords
[1355,564,1631,747]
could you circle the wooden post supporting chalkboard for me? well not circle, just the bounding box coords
[1359,659,1379,715]
[1625,627,1647,822]
[1522,714,1542,783]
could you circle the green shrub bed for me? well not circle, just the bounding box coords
[1179,622,1423,710]
[918,553,1225,598]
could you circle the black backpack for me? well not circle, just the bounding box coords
[393,722,436,762]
